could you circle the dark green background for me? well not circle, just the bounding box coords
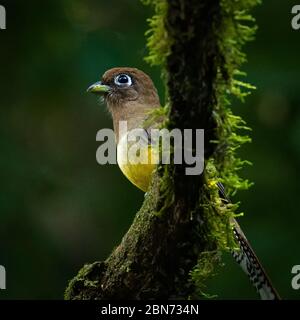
[0,0,299,299]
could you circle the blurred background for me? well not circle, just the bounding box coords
[0,0,299,299]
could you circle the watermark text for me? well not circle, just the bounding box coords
[96,121,205,175]
[0,265,6,290]
[291,265,300,290]
[0,5,6,29]
[291,5,300,30]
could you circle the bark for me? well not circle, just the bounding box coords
[65,0,223,300]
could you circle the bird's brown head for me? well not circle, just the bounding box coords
[87,67,160,111]
[87,67,161,139]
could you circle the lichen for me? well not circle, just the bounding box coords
[142,0,260,298]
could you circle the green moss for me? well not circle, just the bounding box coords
[142,0,260,298]
[189,251,220,299]
[64,263,100,300]
[141,0,171,68]
[190,1,260,297]
[214,0,261,196]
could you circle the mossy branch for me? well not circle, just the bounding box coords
[65,0,258,300]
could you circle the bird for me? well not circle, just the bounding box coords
[88,67,159,192]
[87,67,280,300]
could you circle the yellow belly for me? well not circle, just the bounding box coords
[117,135,158,192]
[118,161,156,192]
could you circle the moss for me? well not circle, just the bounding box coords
[65,262,106,300]
[189,251,220,299]
[142,0,260,298]
[141,0,171,68]
[214,0,261,196]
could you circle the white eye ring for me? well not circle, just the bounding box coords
[114,74,132,87]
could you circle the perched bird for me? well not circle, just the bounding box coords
[88,67,159,191]
[87,67,280,300]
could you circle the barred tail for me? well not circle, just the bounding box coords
[217,182,280,300]
[232,220,280,300]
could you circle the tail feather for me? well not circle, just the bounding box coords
[232,220,280,300]
[217,182,280,300]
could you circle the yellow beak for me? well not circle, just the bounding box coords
[87,81,110,94]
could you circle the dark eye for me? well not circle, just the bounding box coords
[114,74,132,87]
